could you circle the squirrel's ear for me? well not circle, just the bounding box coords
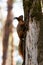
[19,15,23,20]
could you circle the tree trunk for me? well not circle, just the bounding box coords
[23,0,42,65]
[26,18,40,65]
[2,0,13,65]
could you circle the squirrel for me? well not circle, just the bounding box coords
[14,15,28,59]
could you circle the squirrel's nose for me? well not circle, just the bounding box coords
[14,17,18,19]
[13,17,20,21]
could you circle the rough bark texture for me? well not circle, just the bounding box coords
[26,18,40,65]
[2,0,13,65]
[23,0,42,65]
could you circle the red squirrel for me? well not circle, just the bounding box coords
[14,15,27,59]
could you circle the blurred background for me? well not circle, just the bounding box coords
[0,0,24,65]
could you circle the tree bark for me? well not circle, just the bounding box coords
[23,0,42,65]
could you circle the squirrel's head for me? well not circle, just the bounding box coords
[14,15,23,21]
